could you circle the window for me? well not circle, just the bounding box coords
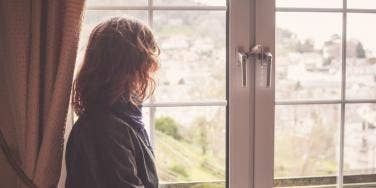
[274,0,376,187]
[76,0,228,187]
[66,1,376,187]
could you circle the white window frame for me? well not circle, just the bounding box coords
[229,0,275,187]
[228,0,254,187]
[258,0,376,187]
[59,0,276,187]
[253,0,275,187]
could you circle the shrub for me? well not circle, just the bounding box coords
[155,116,182,140]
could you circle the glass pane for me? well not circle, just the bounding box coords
[86,0,147,6]
[274,105,340,182]
[276,0,341,8]
[344,104,376,186]
[143,106,226,186]
[348,0,376,9]
[276,13,342,101]
[76,10,147,67]
[154,0,226,6]
[346,14,376,99]
[153,11,226,102]
[344,104,376,175]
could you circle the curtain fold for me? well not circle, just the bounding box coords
[0,0,85,187]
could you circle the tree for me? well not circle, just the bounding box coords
[155,116,182,140]
[193,117,210,155]
[356,42,366,58]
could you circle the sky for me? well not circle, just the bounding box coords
[277,0,376,9]
[277,9,376,53]
[277,0,342,8]
[82,0,376,53]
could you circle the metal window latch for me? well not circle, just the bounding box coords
[236,44,273,88]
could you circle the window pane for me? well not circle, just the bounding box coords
[153,11,226,102]
[76,10,147,67]
[276,0,341,8]
[276,13,342,101]
[274,105,340,180]
[143,106,226,186]
[86,0,147,6]
[346,14,376,99]
[154,0,226,6]
[348,0,376,9]
[344,104,376,175]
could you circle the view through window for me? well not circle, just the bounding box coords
[76,0,227,187]
[275,0,376,187]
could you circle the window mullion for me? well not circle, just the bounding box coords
[338,0,348,187]
[148,0,153,26]
[148,0,156,148]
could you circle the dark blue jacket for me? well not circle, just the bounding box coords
[65,103,158,188]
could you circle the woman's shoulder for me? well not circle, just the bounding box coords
[77,111,135,135]
[71,112,137,141]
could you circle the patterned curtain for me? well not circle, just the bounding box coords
[0,0,85,187]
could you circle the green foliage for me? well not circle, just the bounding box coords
[169,164,189,178]
[155,116,182,140]
[155,130,225,183]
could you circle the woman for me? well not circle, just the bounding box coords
[65,17,160,188]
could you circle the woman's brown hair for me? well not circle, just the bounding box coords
[72,17,159,116]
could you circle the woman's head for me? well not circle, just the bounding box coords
[72,17,159,116]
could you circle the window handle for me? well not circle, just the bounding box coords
[236,44,273,88]
[237,48,248,87]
